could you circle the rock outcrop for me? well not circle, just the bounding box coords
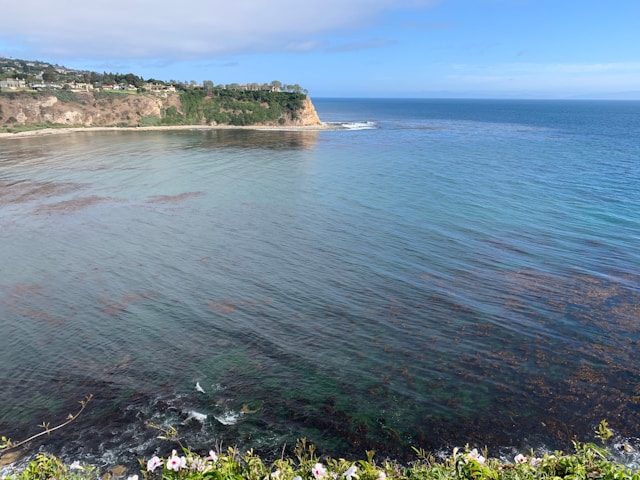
[289,96,322,126]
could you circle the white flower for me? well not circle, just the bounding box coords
[69,461,84,471]
[190,457,205,471]
[271,470,281,479]
[467,448,485,465]
[147,456,162,472]
[343,466,358,480]
[166,451,187,471]
[127,475,139,480]
[293,476,302,480]
[313,463,327,479]
[377,472,386,480]
[207,450,218,461]
[514,454,526,464]
[530,457,542,467]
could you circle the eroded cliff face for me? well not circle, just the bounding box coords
[0,92,180,127]
[0,92,323,127]
[290,96,322,126]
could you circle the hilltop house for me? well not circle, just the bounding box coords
[0,78,27,89]
[30,82,62,90]
[144,82,176,92]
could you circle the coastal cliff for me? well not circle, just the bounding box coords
[0,91,322,129]
[291,96,323,126]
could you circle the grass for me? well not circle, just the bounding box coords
[93,89,139,98]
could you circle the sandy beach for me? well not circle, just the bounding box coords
[0,123,331,139]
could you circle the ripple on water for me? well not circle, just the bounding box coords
[1,103,639,466]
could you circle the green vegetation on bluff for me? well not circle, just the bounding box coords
[167,88,307,126]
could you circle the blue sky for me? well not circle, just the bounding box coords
[1,0,639,99]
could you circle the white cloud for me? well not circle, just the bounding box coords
[0,0,438,60]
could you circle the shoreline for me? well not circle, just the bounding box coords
[0,123,332,139]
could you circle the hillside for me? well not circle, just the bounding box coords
[0,56,321,130]
[0,89,322,131]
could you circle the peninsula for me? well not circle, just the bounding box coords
[0,57,324,135]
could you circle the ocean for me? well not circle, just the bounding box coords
[1,98,639,468]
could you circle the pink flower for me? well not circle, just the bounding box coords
[313,463,327,479]
[147,456,162,472]
[514,454,526,464]
[207,450,218,461]
[166,452,187,471]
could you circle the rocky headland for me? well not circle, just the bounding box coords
[0,90,323,136]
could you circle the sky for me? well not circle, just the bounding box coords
[1,0,639,99]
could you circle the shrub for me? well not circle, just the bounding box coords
[177,88,305,125]
[138,115,161,127]
[52,89,79,103]
[161,106,185,125]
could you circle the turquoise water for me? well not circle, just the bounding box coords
[1,99,639,465]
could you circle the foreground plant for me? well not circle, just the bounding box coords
[3,421,639,480]
[134,422,639,480]
[137,437,386,480]
[2,452,99,480]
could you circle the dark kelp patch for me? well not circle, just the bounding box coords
[0,179,84,206]
[146,192,204,204]
[32,196,114,215]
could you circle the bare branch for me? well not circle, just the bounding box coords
[0,394,93,452]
